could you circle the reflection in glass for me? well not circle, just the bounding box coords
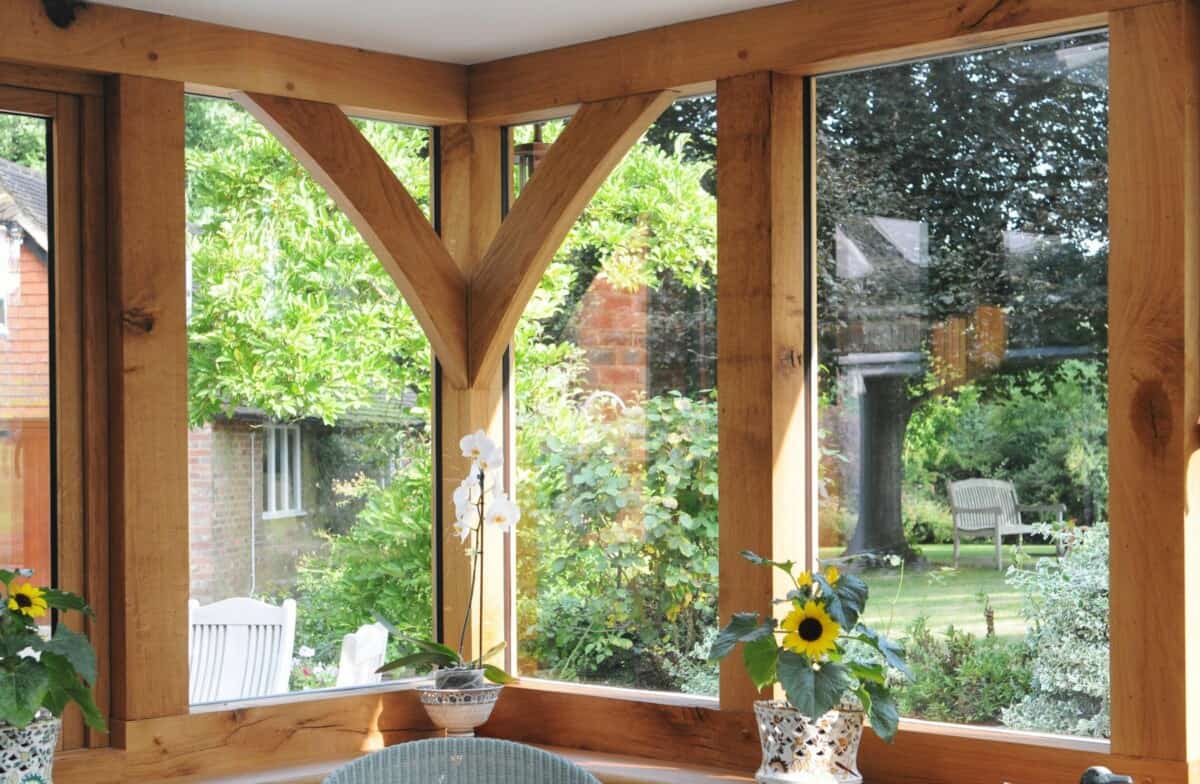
[0,113,51,623]
[817,35,1110,736]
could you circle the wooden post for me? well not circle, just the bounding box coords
[716,72,809,711]
[105,75,190,722]
[435,124,510,666]
[1107,0,1200,763]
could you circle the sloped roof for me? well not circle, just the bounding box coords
[0,158,48,252]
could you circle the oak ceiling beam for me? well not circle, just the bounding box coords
[238,92,471,388]
[0,0,465,124]
[466,90,675,386]
[467,0,1159,124]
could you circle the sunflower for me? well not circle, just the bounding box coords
[796,571,814,588]
[8,583,48,619]
[781,601,840,660]
[824,565,841,585]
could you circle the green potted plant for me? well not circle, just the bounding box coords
[376,430,517,736]
[0,570,105,784]
[710,552,909,784]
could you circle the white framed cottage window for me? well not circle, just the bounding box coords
[263,423,304,518]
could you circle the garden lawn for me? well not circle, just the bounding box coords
[818,543,1058,642]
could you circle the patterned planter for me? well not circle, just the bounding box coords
[418,684,503,738]
[0,713,61,784]
[753,700,864,784]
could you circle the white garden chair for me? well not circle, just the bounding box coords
[335,622,389,688]
[188,597,297,704]
[946,479,1065,570]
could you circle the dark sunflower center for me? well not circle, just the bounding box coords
[798,617,824,642]
[14,594,32,608]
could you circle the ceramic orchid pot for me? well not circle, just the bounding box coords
[753,700,865,784]
[417,683,503,737]
[0,712,61,784]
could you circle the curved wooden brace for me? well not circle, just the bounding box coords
[467,90,675,386]
[236,91,471,387]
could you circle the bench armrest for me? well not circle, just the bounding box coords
[1018,503,1066,517]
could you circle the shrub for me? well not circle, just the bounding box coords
[902,486,955,544]
[898,616,1031,725]
[291,438,434,667]
[904,360,1108,526]
[1002,523,1109,737]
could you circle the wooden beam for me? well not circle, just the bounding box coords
[80,91,112,748]
[0,0,465,123]
[714,72,807,711]
[1107,0,1200,762]
[238,92,471,388]
[481,684,1189,784]
[467,91,674,385]
[467,0,1158,124]
[436,123,509,663]
[105,74,190,722]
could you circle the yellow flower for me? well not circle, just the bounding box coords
[796,571,814,588]
[824,566,841,585]
[8,583,48,619]
[781,601,840,660]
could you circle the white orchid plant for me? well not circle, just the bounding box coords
[376,430,518,687]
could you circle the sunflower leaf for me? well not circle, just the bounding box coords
[43,625,97,685]
[42,589,92,616]
[813,573,867,629]
[864,681,900,742]
[0,658,50,727]
[708,613,775,661]
[777,652,851,719]
[857,626,911,679]
[741,550,796,578]
[743,634,779,691]
[847,661,886,685]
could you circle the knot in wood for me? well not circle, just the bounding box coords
[122,307,155,334]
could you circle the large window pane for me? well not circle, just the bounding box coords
[0,113,51,622]
[817,34,1110,736]
[514,96,719,695]
[185,96,433,702]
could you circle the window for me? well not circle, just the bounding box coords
[816,34,1109,737]
[0,111,51,606]
[513,95,718,695]
[263,424,304,518]
[185,95,435,702]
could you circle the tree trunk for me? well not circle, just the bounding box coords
[846,374,916,558]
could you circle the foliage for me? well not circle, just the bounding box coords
[0,114,45,170]
[710,556,909,742]
[0,573,104,730]
[375,430,517,686]
[901,486,955,545]
[1002,524,1110,738]
[185,96,432,427]
[905,360,1109,526]
[898,616,1031,724]
[291,438,434,665]
[516,391,719,690]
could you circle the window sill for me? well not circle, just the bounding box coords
[177,746,754,783]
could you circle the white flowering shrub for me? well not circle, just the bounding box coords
[1002,523,1109,737]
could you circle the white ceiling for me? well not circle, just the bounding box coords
[96,0,783,64]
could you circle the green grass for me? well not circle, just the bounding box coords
[819,543,1058,641]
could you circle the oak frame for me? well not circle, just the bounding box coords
[0,79,108,753]
[0,0,1188,781]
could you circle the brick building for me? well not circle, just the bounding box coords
[0,157,51,590]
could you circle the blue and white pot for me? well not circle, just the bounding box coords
[0,712,61,784]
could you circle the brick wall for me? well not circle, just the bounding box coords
[188,422,325,604]
[0,241,52,589]
[574,274,649,404]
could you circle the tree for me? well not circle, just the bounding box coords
[815,35,1109,556]
[0,114,46,170]
[185,97,433,427]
